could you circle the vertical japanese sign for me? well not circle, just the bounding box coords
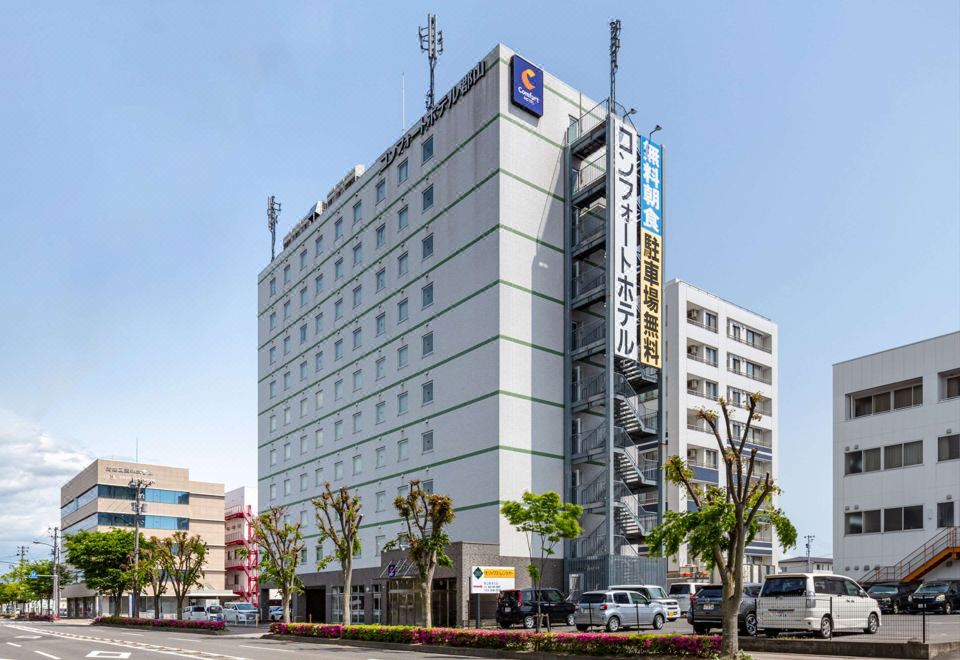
[612,118,638,362]
[639,136,663,369]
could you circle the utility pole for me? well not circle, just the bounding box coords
[804,534,815,572]
[17,546,29,564]
[51,527,60,620]
[129,478,153,618]
[610,19,621,110]
[418,14,443,110]
[267,196,281,261]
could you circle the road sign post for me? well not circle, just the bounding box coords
[470,566,515,630]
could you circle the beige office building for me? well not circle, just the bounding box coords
[60,459,226,617]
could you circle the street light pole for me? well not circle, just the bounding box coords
[129,478,153,618]
[52,527,60,619]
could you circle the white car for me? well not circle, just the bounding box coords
[268,605,283,621]
[224,602,259,625]
[608,584,681,621]
[182,604,224,622]
[757,573,881,639]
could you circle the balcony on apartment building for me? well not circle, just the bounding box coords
[687,414,773,449]
[686,340,719,368]
[686,305,719,334]
[687,377,720,402]
[727,354,772,385]
[727,320,772,353]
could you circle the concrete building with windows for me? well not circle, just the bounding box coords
[257,42,675,625]
[663,280,779,582]
[779,556,833,573]
[224,487,259,605]
[834,332,960,584]
[60,459,226,617]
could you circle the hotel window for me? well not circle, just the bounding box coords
[299,510,308,526]
[315,274,324,295]
[376,268,386,292]
[376,446,386,468]
[422,381,434,405]
[376,401,385,424]
[844,447,881,475]
[398,251,409,276]
[315,467,323,486]
[334,298,343,320]
[421,282,434,308]
[269,381,276,398]
[352,285,362,308]
[269,484,277,500]
[352,201,362,225]
[353,243,363,266]
[398,206,409,231]
[315,428,323,447]
[300,435,308,454]
[299,288,308,308]
[315,351,324,372]
[375,357,386,380]
[421,135,434,163]
[376,491,386,512]
[376,224,386,248]
[352,454,362,475]
[938,501,956,528]
[398,438,409,461]
[352,369,362,391]
[398,484,409,497]
[884,440,923,469]
[352,412,361,434]
[283,480,291,496]
[315,235,324,256]
[283,407,291,425]
[398,158,408,183]
[299,398,308,418]
[938,434,960,461]
[335,217,343,239]
[421,185,434,211]
[397,345,409,369]
[334,339,343,360]
[315,313,323,333]
[422,332,434,356]
[422,234,433,259]
[269,415,277,432]
[300,473,308,492]
[334,379,344,400]
[335,258,344,280]
[269,278,276,296]
[283,337,291,356]
[269,449,277,466]
[397,391,409,415]
[942,370,960,400]
[398,298,409,322]
[334,420,344,442]
[299,361,307,380]
[270,312,277,331]
[352,328,362,350]
[283,371,291,389]
[375,180,386,204]
[283,264,291,284]
[269,346,276,364]
[885,505,924,532]
[422,430,434,453]
[300,250,307,270]
[376,313,386,336]
[334,461,344,481]
[283,301,291,320]
[421,479,434,494]
[299,324,307,344]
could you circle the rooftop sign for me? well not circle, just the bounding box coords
[510,55,543,117]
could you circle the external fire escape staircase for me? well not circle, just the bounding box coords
[860,526,960,585]
[225,504,259,606]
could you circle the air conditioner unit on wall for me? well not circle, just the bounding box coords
[687,346,699,356]
[688,379,700,389]
[687,309,699,320]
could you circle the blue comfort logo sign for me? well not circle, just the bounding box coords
[511,55,543,117]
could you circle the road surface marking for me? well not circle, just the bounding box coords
[116,632,144,637]
[238,645,294,653]
[86,652,132,658]
[16,636,42,639]
[5,643,20,648]
[34,652,60,660]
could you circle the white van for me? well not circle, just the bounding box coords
[667,582,708,615]
[757,573,881,638]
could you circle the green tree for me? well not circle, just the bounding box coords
[243,506,304,624]
[385,480,455,629]
[63,529,139,615]
[501,491,583,632]
[157,532,207,619]
[142,537,169,618]
[312,483,363,625]
[647,394,797,658]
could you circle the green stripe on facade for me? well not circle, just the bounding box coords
[302,500,504,539]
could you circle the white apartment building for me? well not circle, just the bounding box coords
[834,332,960,583]
[663,280,779,582]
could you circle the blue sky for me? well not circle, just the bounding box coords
[0,1,957,563]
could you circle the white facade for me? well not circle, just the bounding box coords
[833,332,960,581]
[663,280,779,581]
[256,44,602,577]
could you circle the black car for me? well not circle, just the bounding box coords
[496,589,576,629]
[686,583,761,636]
[908,580,960,615]
[867,582,917,614]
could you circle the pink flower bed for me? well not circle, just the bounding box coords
[269,623,722,657]
[94,616,225,631]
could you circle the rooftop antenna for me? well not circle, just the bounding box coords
[610,19,621,111]
[418,14,443,110]
[267,195,281,260]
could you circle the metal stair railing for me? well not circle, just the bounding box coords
[614,373,659,432]
[575,151,606,193]
[571,372,606,406]
[612,428,659,486]
[573,205,606,250]
[571,264,605,299]
[571,425,607,458]
[861,526,959,583]
[614,502,658,537]
[572,318,606,352]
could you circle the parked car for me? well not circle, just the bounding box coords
[608,584,681,621]
[668,582,709,615]
[268,605,283,621]
[686,583,761,636]
[182,605,212,621]
[573,590,666,632]
[496,589,576,629]
[204,605,224,622]
[224,601,259,624]
[757,573,881,638]
[908,580,960,615]
[867,583,917,614]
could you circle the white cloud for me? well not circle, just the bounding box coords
[0,409,91,558]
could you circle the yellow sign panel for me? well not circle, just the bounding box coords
[480,568,515,579]
[640,230,662,369]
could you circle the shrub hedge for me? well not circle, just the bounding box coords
[94,616,225,631]
[269,623,722,657]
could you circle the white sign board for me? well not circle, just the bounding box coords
[612,117,639,362]
[470,566,516,594]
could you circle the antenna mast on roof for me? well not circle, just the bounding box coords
[267,195,281,260]
[610,19,621,111]
[418,14,443,110]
